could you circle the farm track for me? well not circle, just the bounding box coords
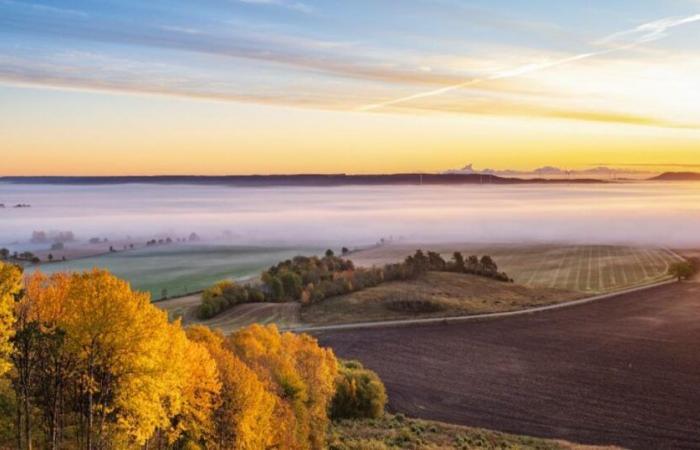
[317,276,700,450]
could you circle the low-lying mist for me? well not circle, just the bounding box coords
[1,182,699,249]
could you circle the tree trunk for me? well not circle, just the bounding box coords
[86,360,93,450]
[16,398,23,450]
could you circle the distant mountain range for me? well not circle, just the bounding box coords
[0,174,605,187]
[445,164,656,180]
[650,172,700,181]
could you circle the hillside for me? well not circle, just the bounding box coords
[300,271,583,326]
[650,171,700,181]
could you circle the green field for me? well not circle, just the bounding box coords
[32,244,318,300]
[352,244,681,294]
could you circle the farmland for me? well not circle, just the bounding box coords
[352,244,681,294]
[316,277,700,449]
[159,270,580,332]
[158,243,682,333]
[161,294,302,334]
[32,244,318,299]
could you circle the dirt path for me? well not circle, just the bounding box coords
[316,278,700,449]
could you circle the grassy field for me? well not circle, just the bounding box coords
[352,244,681,294]
[330,414,616,450]
[300,271,581,326]
[32,244,318,299]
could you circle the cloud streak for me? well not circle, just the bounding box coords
[237,0,313,14]
[358,13,700,111]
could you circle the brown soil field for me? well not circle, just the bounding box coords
[352,244,680,294]
[316,277,700,449]
[301,271,582,326]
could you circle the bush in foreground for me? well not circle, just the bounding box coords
[331,360,387,421]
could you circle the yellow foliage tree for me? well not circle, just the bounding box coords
[163,324,221,446]
[187,325,276,450]
[57,270,184,447]
[0,262,22,376]
[3,268,342,450]
[228,324,338,450]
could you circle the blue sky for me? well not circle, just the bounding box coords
[2,0,700,174]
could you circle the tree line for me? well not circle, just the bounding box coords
[198,249,511,319]
[0,262,387,449]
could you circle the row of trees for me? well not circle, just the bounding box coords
[199,250,511,319]
[0,249,40,265]
[0,263,383,449]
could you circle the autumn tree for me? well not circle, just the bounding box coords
[187,325,276,450]
[158,323,221,448]
[0,262,21,377]
[2,268,348,450]
[56,270,186,447]
[12,271,73,450]
[228,324,338,450]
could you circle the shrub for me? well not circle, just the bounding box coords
[245,285,265,303]
[331,360,387,420]
[669,260,699,281]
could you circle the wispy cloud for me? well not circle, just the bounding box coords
[1,2,700,130]
[0,0,87,18]
[358,13,700,111]
[237,0,313,14]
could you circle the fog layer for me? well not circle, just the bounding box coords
[1,182,699,248]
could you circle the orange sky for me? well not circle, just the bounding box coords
[2,85,699,176]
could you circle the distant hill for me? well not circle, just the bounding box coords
[0,174,604,187]
[650,172,700,181]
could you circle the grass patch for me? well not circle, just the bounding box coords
[329,414,615,450]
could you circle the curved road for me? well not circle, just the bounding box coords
[316,279,700,449]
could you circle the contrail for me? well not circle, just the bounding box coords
[358,13,700,112]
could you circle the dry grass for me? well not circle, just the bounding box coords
[329,414,619,450]
[301,271,582,326]
[157,295,301,333]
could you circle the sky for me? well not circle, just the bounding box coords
[1,0,700,175]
